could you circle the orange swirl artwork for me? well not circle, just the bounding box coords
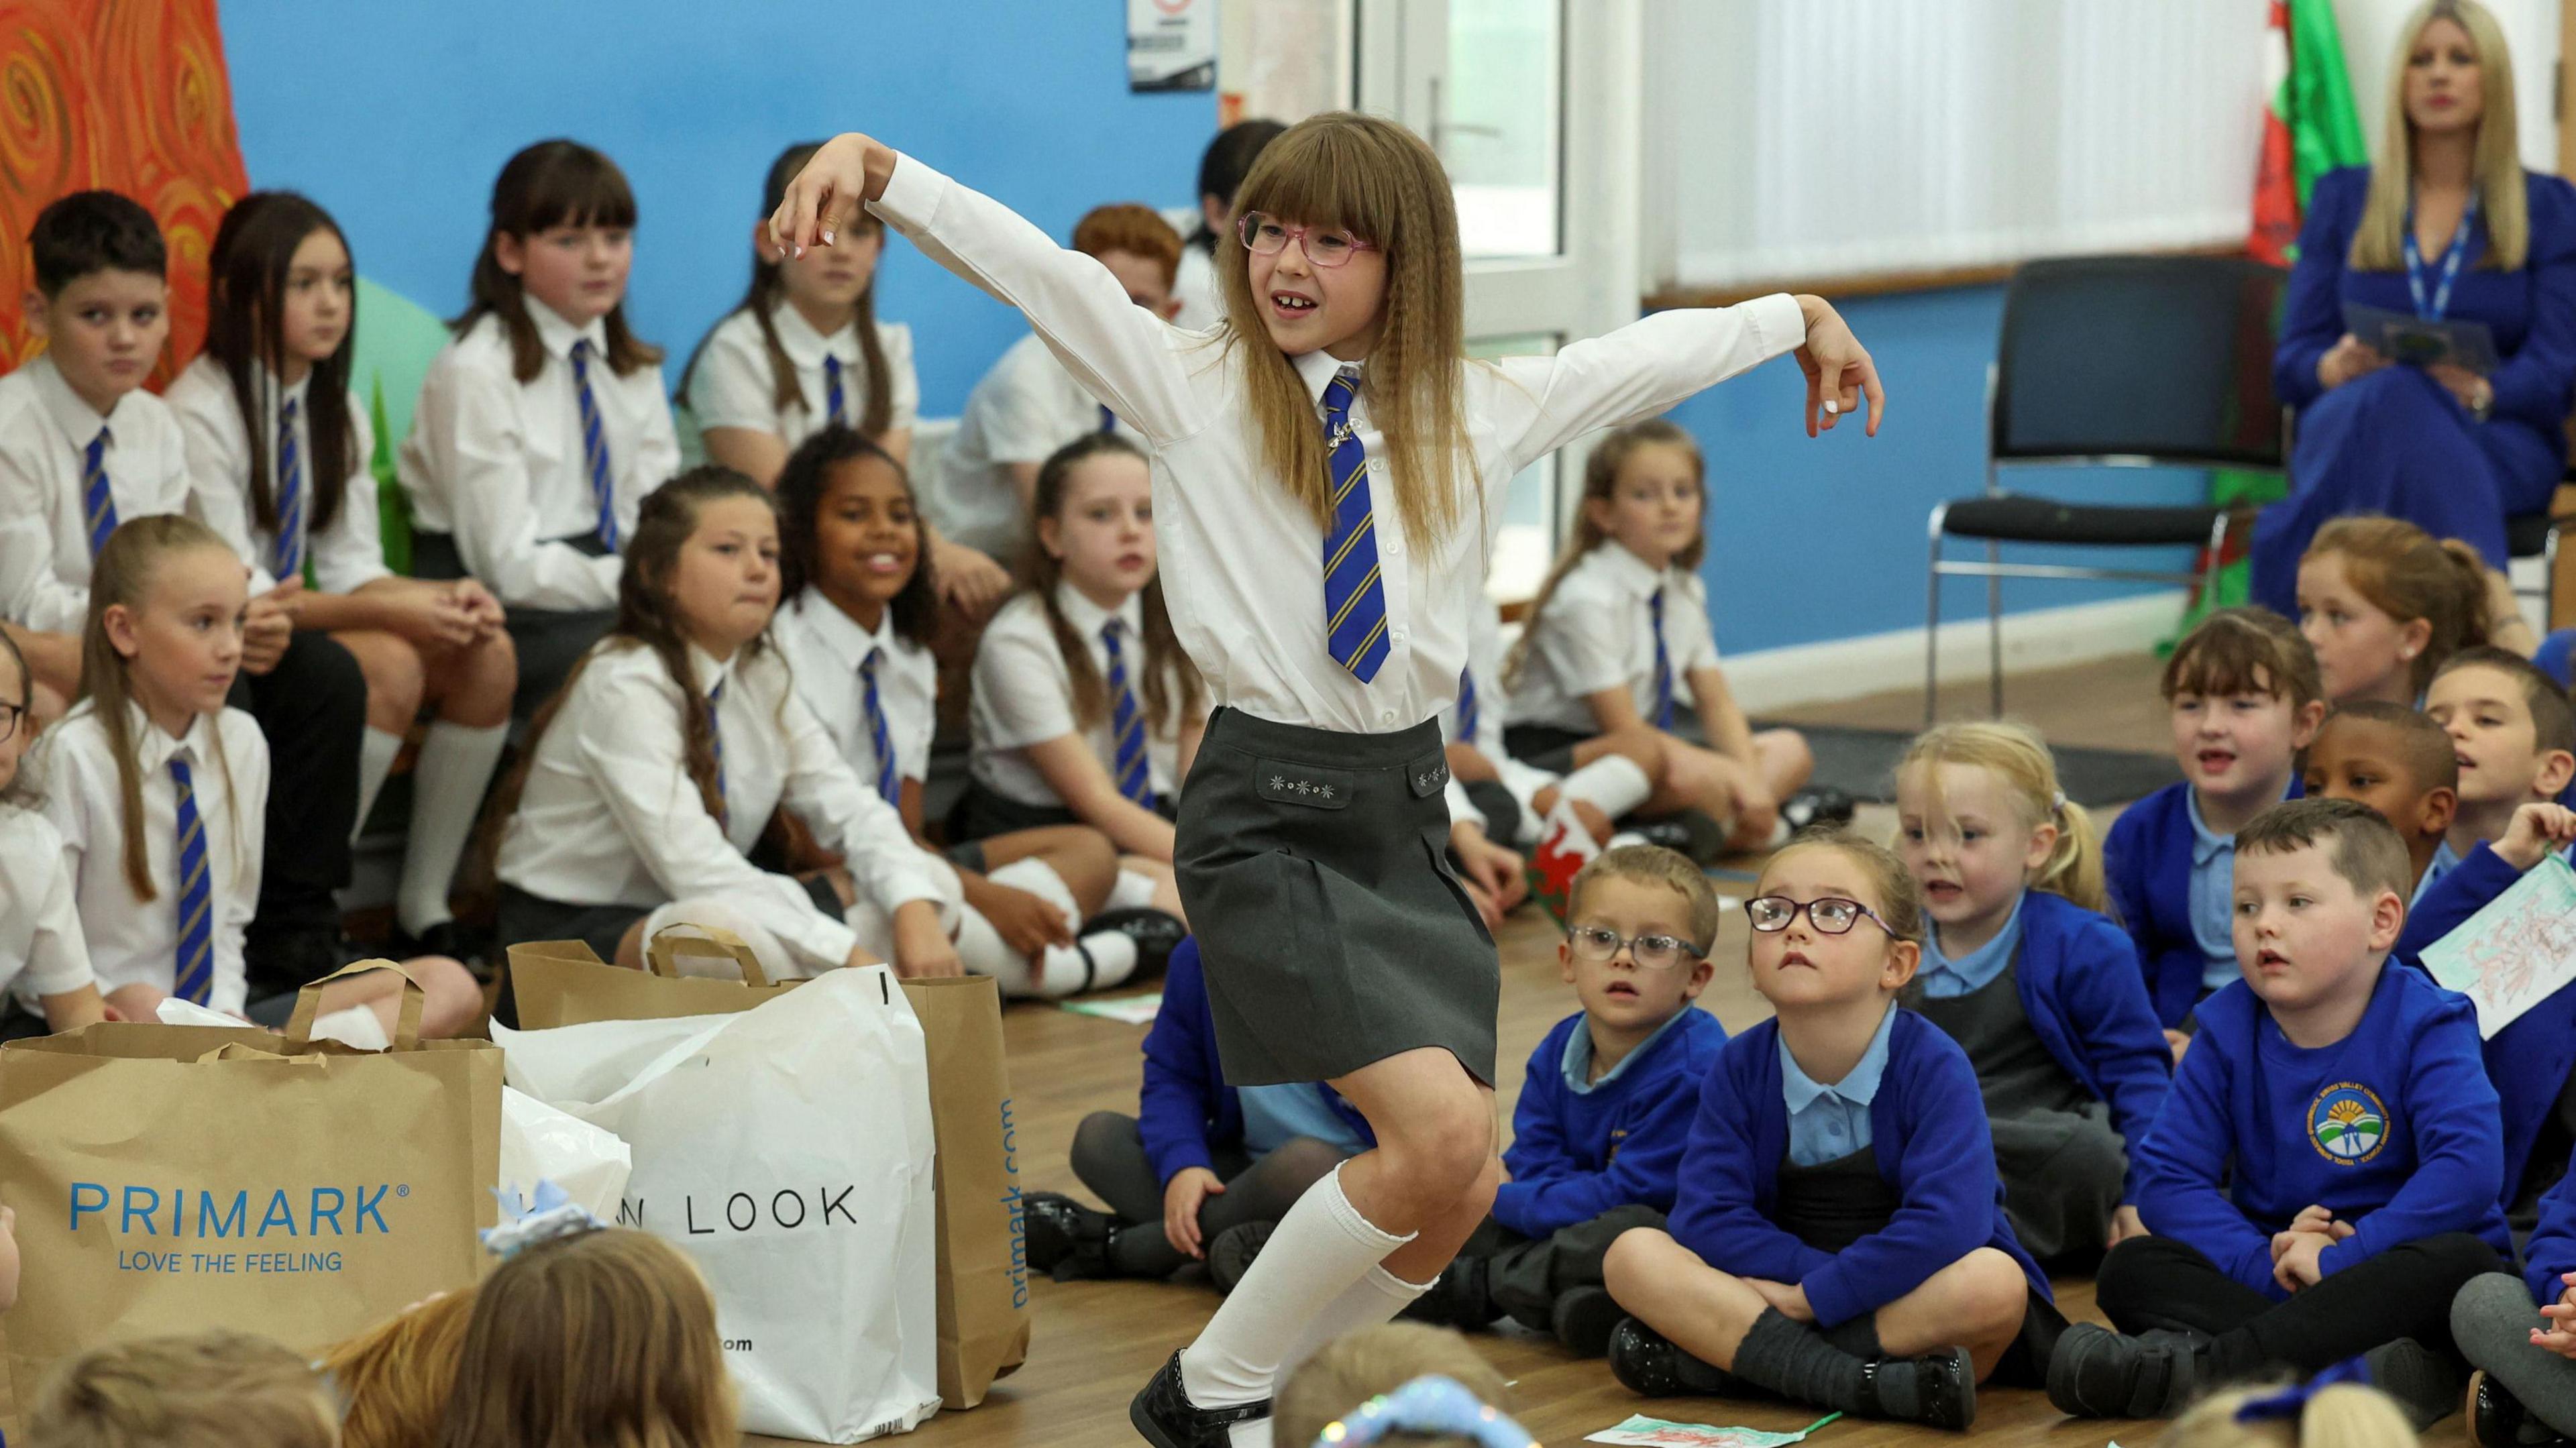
[0,0,247,386]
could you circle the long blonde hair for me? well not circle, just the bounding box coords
[1896,721,2105,913]
[30,1329,338,1448]
[1217,113,1468,555]
[1505,419,1703,689]
[2351,0,2526,272]
[2158,1381,2416,1448]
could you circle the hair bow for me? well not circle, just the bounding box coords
[2233,1355,2372,1422]
[1311,1375,1538,1448]
[480,1180,606,1259]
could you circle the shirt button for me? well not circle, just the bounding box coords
[1368,459,1385,475]
[1390,628,1407,647]
[1380,709,1397,724]
[1385,537,1403,557]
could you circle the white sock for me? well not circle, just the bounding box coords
[1106,867,1161,913]
[1276,1264,1435,1387]
[953,860,1144,999]
[1766,816,1794,848]
[1556,753,1652,820]
[1179,1164,1412,1416]
[397,720,507,936]
[354,727,402,844]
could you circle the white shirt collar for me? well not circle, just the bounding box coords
[1052,580,1146,643]
[687,643,737,700]
[527,297,611,365]
[123,700,211,774]
[789,587,896,672]
[769,300,858,370]
[1595,540,1675,601]
[1291,350,1360,411]
[28,353,121,454]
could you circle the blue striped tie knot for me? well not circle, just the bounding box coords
[1319,370,1389,683]
[81,428,118,557]
[570,339,619,551]
[169,756,215,1006]
[275,394,305,580]
[1102,619,1155,809]
[859,648,900,804]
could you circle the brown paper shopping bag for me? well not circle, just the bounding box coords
[0,960,502,1425]
[898,976,1028,1408]
[508,926,800,1028]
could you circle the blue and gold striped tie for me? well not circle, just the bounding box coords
[1098,403,1116,435]
[824,354,847,427]
[274,395,305,580]
[1103,619,1155,808]
[570,339,619,550]
[1649,586,1676,731]
[170,757,214,1006]
[706,680,729,828]
[1320,370,1389,683]
[81,428,118,557]
[859,648,900,804]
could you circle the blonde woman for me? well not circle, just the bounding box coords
[2257,0,2576,616]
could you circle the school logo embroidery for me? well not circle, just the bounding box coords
[2308,1082,2389,1164]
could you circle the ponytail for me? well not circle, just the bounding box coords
[1895,720,2104,914]
[2305,515,2491,695]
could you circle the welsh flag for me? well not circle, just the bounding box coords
[2176,0,2370,642]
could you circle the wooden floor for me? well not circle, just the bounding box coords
[759,656,2454,1447]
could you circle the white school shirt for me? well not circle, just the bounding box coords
[684,303,919,450]
[396,301,680,610]
[0,804,99,1013]
[1508,541,1724,734]
[165,356,392,596]
[771,588,938,787]
[36,703,266,1016]
[495,638,945,973]
[0,355,231,633]
[870,152,1803,734]
[936,332,1133,558]
[1172,241,1224,333]
[1442,598,1558,834]
[971,586,1182,808]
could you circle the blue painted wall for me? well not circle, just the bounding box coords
[214,0,1213,415]
[1670,284,2207,655]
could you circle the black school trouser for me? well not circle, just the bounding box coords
[1069,1111,1352,1279]
[2096,1231,2504,1379]
[229,632,364,994]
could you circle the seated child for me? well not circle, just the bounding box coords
[1892,722,2169,1264]
[0,626,108,1037]
[769,427,1179,997]
[2051,798,2510,1427]
[2155,1367,2421,1448]
[321,1288,475,1448]
[1601,830,2053,1432]
[1503,420,1845,857]
[2295,515,2495,707]
[2105,607,2325,1039]
[2454,1143,2576,1448]
[935,203,1187,563]
[2427,647,2576,885]
[30,1329,339,1448]
[1403,845,1725,1356]
[1273,1322,1524,1448]
[1024,936,1370,1288]
[2298,701,2459,897]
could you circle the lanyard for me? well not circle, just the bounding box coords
[2403,189,2480,321]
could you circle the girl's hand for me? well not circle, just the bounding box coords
[1448,822,1527,917]
[2107,1205,2149,1247]
[2535,1280,2576,1359]
[2497,803,2576,871]
[931,536,1013,618]
[769,133,900,258]
[241,579,301,675]
[385,588,481,649]
[978,880,1076,956]
[1163,1167,1223,1259]
[446,579,507,636]
[2272,1232,2330,1293]
[890,899,964,979]
[841,943,888,972]
[2316,333,2388,390]
[1746,1278,1815,1323]
[1790,295,1884,438]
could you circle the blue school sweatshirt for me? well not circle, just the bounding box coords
[1140,940,1373,1186]
[2104,780,2304,1027]
[2524,1144,2576,1305]
[2398,842,2576,1209]
[1666,1010,2049,1330]
[1495,1006,1729,1239]
[2133,964,2509,1302]
[1972,891,2175,1204]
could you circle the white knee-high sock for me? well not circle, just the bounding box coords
[354,727,403,844]
[397,720,508,936]
[1179,1164,1412,1420]
[955,859,1140,998]
[1275,1263,1434,1386]
[1106,867,1162,913]
[1556,753,1652,820]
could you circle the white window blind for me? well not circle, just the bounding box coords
[1644,0,2273,292]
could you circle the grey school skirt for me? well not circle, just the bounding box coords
[1175,707,1498,1089]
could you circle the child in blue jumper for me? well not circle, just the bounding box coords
[1892,722,2170,1264]
[1026,937,1372,1289]
[1601,831,2053,1433]
[1397,845,1725,1355]
[2104,608,2324,1047]
[2455,1142,2576,1446]
[2052,798,2510,1428]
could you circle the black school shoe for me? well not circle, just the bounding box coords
[1020,1192,1115,1280]
[1552,1286,1627,1357]
[1780,786,1856,831]
[1207,1221,1270,1294]
[1087,908,1189,977]
[1608,1318,1703,1397]
[2047,1323,2213,1419]
[1399,1257,1499,1329]
[1860,1347,1977,1433]
[2470,1370,2575,1447]
[1131,1352,1270,1448]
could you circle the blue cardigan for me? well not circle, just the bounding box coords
[2134,964,2509,1302]
[1666,1011,2049,1330]
[2398,842,2576,1209]
[1140,940,1373,1186]
[1495,1007,1728,1240]
[1963,891,2174,1204]
[2524,1146,2576,1306]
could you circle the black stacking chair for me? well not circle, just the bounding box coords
[1926,255,2292,721]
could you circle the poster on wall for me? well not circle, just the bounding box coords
[1128,0,1216,92]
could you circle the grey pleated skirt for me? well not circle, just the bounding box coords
[1175,706,1498,1089]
